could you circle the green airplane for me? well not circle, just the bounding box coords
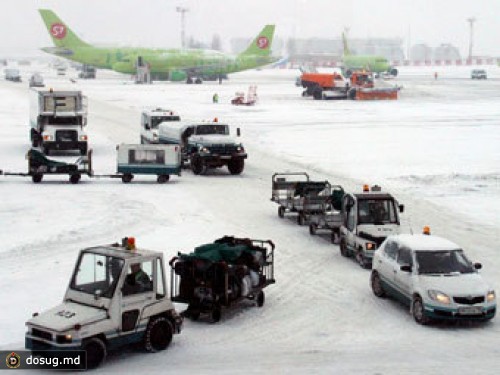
[341,32,398,77]
[39,9,277,82]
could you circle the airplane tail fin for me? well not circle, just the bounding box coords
[239,25,275,57]
[342,32,351,56]
[38,9,90,48]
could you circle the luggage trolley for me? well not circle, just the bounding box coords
[308,185,345,243]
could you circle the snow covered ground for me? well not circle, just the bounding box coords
[1,64,500,373]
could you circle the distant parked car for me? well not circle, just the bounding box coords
[4,68,21,82]
[471,69,487,79]
[29,73,44,87]
[370,230,496,325]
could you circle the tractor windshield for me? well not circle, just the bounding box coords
[195,124,229,135]
[70,251,124,298]
[357,198,398,225]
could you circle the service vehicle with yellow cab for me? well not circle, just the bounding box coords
[25,237,182,369]
[371,228,496,324]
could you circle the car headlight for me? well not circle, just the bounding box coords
[487,291,495,302]
[365,242,376,250]
[428,290,451,304]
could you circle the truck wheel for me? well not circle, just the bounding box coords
[70,174,81,184]
[122,174,133,183]
[348,88,357,100]
[309,223,317,235]
[312,87,323,100]
[340,239,349,257]
[82,337,106,370]
[144,317,173,352]
[256,291,265,307]
[212,305,222,323]
[32,174,43,183]
[278,206,285,218]
[228,159,244,175]
[412,296,431,325]
[371,271,386,298]
[157,175,170,184]
[191,155,204,175]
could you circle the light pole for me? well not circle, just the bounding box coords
[467,17,476,61]
[176,6,189,49]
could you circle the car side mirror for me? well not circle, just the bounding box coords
[474,262,482,270]
[399,204,404,213]
[237,128,241,137]
[400,264,412,272]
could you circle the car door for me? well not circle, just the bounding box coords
[376,240,398,289]
[394,247,413,304]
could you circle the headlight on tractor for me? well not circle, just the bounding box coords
[487,291,496,302]
[236,145,244,153]
[366,242,375,250]
[200,147,210,154]
[428,290,451,304]
[43,135,53,141]
[79,135,88,141]
[56,334,73,344]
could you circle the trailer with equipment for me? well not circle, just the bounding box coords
[25,237,183,369]
[339,184,404,268]
[170,236,275,323]
[271,172,333,226]
[140,108,181,144]
[2,144,181,184]
[30,89,88,155]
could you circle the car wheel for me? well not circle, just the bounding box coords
[144,317,173,352]
[82,337,106,370]
[278,206,285,218]
[371,271,386,298]
[412,296,431,325]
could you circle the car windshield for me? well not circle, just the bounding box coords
[415,249,475,275]
[151,116,180,129]
[357,198,398,225]
[195,124,229,135]
[70,251,124,298]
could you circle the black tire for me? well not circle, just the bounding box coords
[348,88,357,100]
[297,213,305,226]
[412,296,431,325]
[278,206,285,218]
[70,174,81,184]
[195,77,202,84]
[371,271,386,298]
[256,291,265,307]
[228,159,244,175]
[212,306,222,323]
[82,337,106,370]
[144,317,173,352]
[122,173,133,183]
[313,87,323,100]
[32,174,43,183]
[340,238,349,257]
[356,252,369,269]
[309,223,317,235]
[157,175,170,184]
[390,68,398,77]
[191,155,204,175]
[186,77,193,84]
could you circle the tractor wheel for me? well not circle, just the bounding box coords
[191,155,205,175]
[157,175,170,184]
[82,337,106,370]
[144,317,173,352]
[228,159,244,175]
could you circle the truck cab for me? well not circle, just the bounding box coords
[339,185,404,268]
[30,89,88,155]
[25,238,182,369]
[140,108,180,144]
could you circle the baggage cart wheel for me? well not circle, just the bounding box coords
[211,306,222,323]
[32,174,43,183]
[340,239,349,257]
[297,213,305,226]
[256,291,265,307]
[309,223,317,235]
[70,174,81,184]
[122,173,133,183]
[157,175,170,184]
[278,206,285,218]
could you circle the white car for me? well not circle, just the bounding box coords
[371,232,496,324]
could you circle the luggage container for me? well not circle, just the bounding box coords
[169,236,275,322]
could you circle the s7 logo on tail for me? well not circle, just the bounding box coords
[50,23,67,39]
[256,36,269,49]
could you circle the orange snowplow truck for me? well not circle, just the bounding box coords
[299,72,349,100]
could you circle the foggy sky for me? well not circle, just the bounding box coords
[1,0,499,57]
